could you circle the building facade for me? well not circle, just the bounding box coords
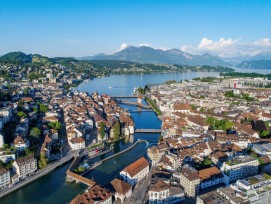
[120,157,149,186]
[12,154,37,179]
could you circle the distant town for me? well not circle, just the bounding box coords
[0,54,271,204]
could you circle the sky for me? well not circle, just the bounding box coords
[0,0,271,57]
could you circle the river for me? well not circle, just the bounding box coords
[0,69,265,204]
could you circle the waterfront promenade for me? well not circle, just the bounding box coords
[0,150,79,199]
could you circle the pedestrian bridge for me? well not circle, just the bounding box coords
[111,95,138,98]
[134,129,162,133]
[117,100,151,109]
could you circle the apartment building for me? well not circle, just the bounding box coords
[12,154,37,179]
[179,165,200,197]
[69,137,85,150]
[148,179,170,204]
[0,168,10,190]
[221,156,259,184]
[148,179,185,204]
[198,166,224,189]
[231,173,271,204]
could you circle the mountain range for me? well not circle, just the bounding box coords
[78,46,227,66]
[1,47,271,69]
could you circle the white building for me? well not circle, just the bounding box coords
[110,178,132,203]
[120,157,149,186]
[198,166,224,189]
[149,179,185,204]
[0,168,10,190]
[0,106,13,124]
[68,137,85,150]
[0,132,4,148]
[13,136,28,151]
[12,154,37,179]
[221,156,259,184]
[231,173,271,204]
[0,152,16,163]
[149,180,170,204]
[179,165,200,197]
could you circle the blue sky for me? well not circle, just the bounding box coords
[0,0,270,57]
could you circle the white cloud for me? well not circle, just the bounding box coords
[181,37,271,57]
[118,43,129,51]
[253,38,271,46]
[139,42,151,47]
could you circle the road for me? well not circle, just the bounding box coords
[129,169,152,204]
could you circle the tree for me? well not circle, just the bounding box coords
[203,157,212,166]
[18,99,24,107]
[39,153,48,169]
[253,120,268,132]
[17,111,27,118]
[33,107,39,113]
[144,85,150,93]
[99,122,105,141]
[2,144,9,150]
[137,87,144,94]
[112,121,121,140]
[30,127,41,138]
[48,121,61,130]
[23,88,29,95]
[74,166,85,174]
[200,107,206,112]
[24,147,31,155]
[190,104,197,110]
[39,104,48,113]
[260,130,269,137]
[158,135,163,142]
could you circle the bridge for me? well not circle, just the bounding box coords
[66,155,96,187]
[110,95,138,98]
[135,129,162,133]
[129,110,154,113]
[117,100,151,109]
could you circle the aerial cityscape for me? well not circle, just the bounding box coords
[0,0,271,204]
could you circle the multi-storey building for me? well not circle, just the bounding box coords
[12,154,37,179]
[69,137,85,150]
[120,157,149,186]
[148,179,185,204]
[149,179,170,204]
[0,168,10,190]
[110,178,132,203]
[198,166,224,189]
[231,173,271,204]
[179,165,200,197]
[221,156,259,184]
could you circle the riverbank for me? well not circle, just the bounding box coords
[145,96,162,116]
[0,150,78,199]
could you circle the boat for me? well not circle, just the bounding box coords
[109,86,112,89]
